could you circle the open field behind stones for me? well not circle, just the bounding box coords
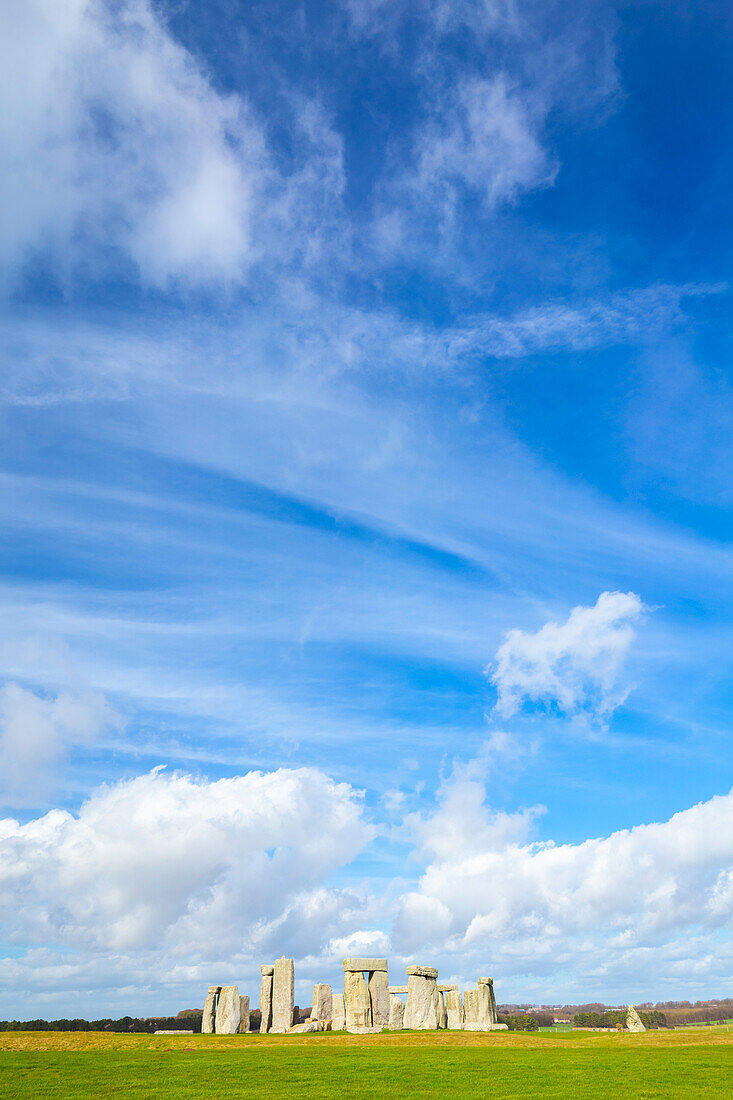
[1,1028,732,1099]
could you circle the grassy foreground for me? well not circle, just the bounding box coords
[1,1027,731,1099]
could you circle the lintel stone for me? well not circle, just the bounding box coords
[261,965,274,976]
[388,985,409,994]
[342,957,388,972]
[406,965,438,979]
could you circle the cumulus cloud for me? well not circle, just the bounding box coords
[0,766,373,955]
[0,0,265,288]
[0,683,121,800]
[392,762,733,996]
[488,591,645,722]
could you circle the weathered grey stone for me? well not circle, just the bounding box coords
[201,988,217,1034]
[215,985,241,1035]
[260,964,274,976]
[437,984,458,993]
[346,1025,383,1034]
[344,970,372,1029]
[463,989,479,1025]
[271,957,295,1033]
[389,995,405,1031]
[478,976,493,984]
[369,969,390,1029]
[312,983,332,1023]
[444,988,464,1030]
[259,969,273,1034]
[406,964,438,979]
[477,981,494,1027]
[438,990,448,1029]
[404,970,440,1029]
[342,957,388,972]
[626,1005,646,1033]
[154,1030,194,1035]
[388,985,409,995]
[288,1019,324,1033]
[488,981,498,1023]
[238,995,250,1033]
[332,993,346,1030]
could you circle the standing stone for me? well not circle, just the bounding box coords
[389,996,405,1030]
[332,993,346,1030]
[259,965,274,1034]
[271,957,295,1033]
[463,989,479,1026]
[444,988,464,1030]
[403,965,440,1030]
[438,990,448,1029]
[238,995,250,1033]
[478,977,498,1025]
[202,986,220,1034]
[215,985,241,1034]
[368,970,390,1029]
[477,980,493,1028]
[312,983,332,1023]
[626,1005,646,1032]
[344,970,372,1029]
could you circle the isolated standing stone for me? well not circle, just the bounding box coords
[344,970,372,1029]
[238,994,250,1033]
[332,993,346,1030]
[259,965,274,1034]
[389,995,405,1030]
[369,969,390,1029]
[201,986,219,1034]
[626,1005,646,1032]
[271,957,295,1033]
[215,985,241,1034]
[444,988,464,1030]
[403,965,440,1030]
[312,983,333,1023]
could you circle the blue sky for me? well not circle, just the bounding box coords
[0,0,732,1017]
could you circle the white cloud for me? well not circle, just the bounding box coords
[489,591,645,722]
[0,766,373,955]
[391,762,733,997]
[415,74,556,212]
[0,0,265,288]
[0,683,121,800]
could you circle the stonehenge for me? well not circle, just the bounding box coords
[343,957,389,1032]
[203,958,505,1036]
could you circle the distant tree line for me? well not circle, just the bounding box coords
[0,1010,205,1033]
[497,1014,540,1031]
[573,1010,668,1029]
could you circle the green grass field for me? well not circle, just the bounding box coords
[1,1027,731,1099]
